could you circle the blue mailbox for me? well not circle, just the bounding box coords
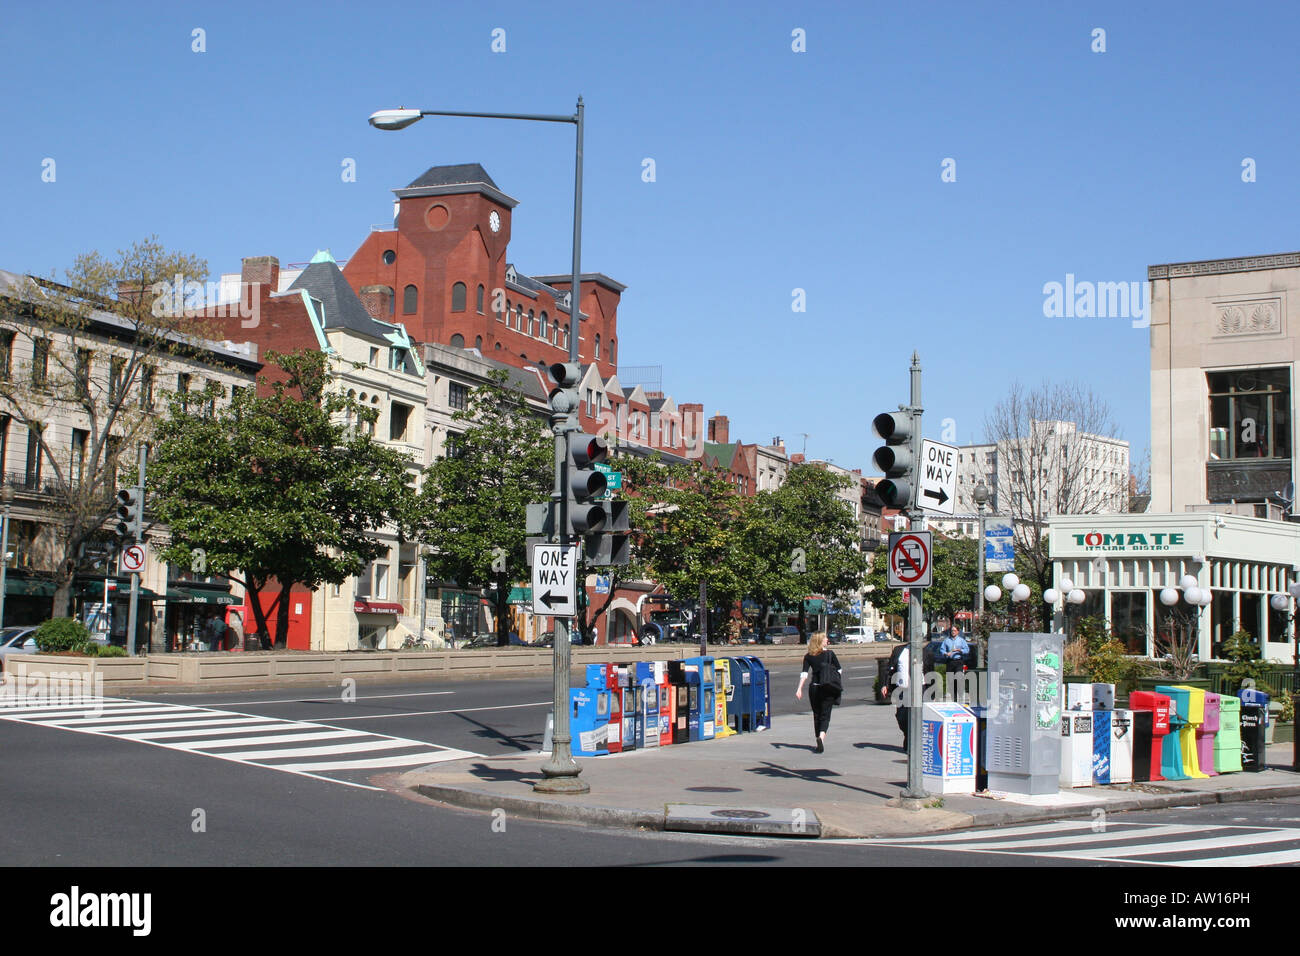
[725,658,752,732]
[569,687,611,756]
[685,656,716,740]
[741,656,771,730]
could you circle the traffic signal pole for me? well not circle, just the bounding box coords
[126,444,146,656]
[904,352,926,800]
[535,98,590,795]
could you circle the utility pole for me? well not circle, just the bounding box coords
[126,444,146,656]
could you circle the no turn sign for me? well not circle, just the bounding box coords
[888,531,932,589]
[119,544,146,574]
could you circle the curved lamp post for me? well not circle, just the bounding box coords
[370,98,590,795]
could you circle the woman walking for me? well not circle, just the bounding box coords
[795,632,843,753]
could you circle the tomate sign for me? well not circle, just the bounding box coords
[888,531,932,588]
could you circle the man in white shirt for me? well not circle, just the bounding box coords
[888,643,910,751]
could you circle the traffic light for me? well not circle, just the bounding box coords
[566,432,609,535]
[548,362,581,422]
[113,488,140,546]
[585,498,631,567]
[872,411,914,509]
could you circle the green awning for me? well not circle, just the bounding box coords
[168,586,238,605]
[5,578,55,597]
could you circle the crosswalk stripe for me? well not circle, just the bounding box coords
[0,695,479,786]
[899,824,1202,853]
[273,749,475,772]
[114,722,315,741]
[1049,829,1300,861]
[1175,847,1300,867]
[184,730,369,750]
[220,738,428,761]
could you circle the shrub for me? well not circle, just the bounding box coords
[85,643,127,658]
[1221,629,1267,691]
[33,618,92,653]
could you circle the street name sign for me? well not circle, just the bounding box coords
[888,531,932,589]
[531,544,578,617]
[918,439,959,515]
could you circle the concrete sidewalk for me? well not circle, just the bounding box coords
[400,702,1300,838]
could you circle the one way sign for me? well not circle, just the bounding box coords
[918,439,959,515]
[531,544,578,617]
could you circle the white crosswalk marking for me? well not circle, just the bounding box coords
[832,820,1300,866]
[0,695,479,790]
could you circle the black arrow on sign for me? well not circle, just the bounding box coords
[541,590,570,609]
[923,487,949,506]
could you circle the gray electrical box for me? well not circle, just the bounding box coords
[986,632,1063,795]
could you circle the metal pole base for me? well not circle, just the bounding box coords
[534,758,590,794]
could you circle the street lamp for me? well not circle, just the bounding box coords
[973,480,989,619]
[0,484,12,630]
[370,97,590,794]
[1044,578,1086,638]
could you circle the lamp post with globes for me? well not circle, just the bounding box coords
[368,98,590,795]
[973,480,990,619]
[1268,582,1300,771]
[0,484,12,629]
[1156,575,1212,676]
[1044,577,1088,639]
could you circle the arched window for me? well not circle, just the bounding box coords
[476,285,485,313]
[494,342,501,350]
[515,304,524,330]
[504,299,511,325]
[595,334,601,360]
[403,285,418,314]
[610,338,616,364]
[474,335,482,350]
[540,311,549,342]
[451,282,467,312]
[528,310,535,336]
[563,323,570,348]
[450,333,464,349]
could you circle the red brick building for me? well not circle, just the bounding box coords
[341,163,623,379]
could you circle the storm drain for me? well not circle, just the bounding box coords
[664,804,821,837]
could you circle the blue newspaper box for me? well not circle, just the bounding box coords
[727,658,754,732]
[586,663,609,689]
[1238,687,1271,726]
[742,656,771,730]
[569,687,611,756]
[636,662,660,748]
[686,656,716,740]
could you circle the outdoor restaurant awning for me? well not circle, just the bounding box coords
[354,600,404,615]
[167,586,239,605]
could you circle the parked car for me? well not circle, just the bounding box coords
[767,625,802,645]
[0,626,39,671]
[843,626,874,644]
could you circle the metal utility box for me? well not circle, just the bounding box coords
[986,632,1063,795]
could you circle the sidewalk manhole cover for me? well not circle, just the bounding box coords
[687,786,742,793]
[710,809,770,820]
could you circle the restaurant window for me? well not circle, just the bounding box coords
[1208,367,1290,460]
[1211,590,1235,656]
[1110,591,1147,654]
[1239,593,1262,644]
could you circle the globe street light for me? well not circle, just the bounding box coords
[370,98,590,795]
[973,480,989,618]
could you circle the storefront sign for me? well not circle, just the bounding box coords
[1070,531,1186,552]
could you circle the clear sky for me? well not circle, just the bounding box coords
[3,1,1298,476]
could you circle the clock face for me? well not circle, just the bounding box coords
[489,211,501,233]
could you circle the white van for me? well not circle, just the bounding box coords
[843,626,873,644]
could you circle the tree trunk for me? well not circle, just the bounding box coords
[246,579,277,651]
[495,581,509,646]
[274,580,293,649]
[798,602,808,643]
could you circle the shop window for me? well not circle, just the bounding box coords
[1211,590,1234,656]
[1239,593,1262,644]
[1208,367,1290,460]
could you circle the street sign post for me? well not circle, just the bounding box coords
[918,439,958,515]
[531,544,578,617]
[888,531,932,589]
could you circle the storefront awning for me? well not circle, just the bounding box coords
[354,600,404,615]
[508,587,532,605]
[168,586,238,605]
[5,578,55,597]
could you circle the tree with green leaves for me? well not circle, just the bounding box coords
[416,369,552,646]
[148,349,419,647]
[622,455,751,621]
[741,464,868,639]
[0,237,219,618]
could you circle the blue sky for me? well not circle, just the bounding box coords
[4,1,1299,475]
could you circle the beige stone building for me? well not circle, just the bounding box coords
[1149,252,1297,514]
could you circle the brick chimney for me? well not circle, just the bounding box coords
[241,256,280,294]
[708,413,730,444]
[680,402,705,449]
[359,285,394,321]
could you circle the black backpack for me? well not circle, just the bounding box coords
[886,643,907,682]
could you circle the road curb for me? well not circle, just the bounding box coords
[407,779,1300,839]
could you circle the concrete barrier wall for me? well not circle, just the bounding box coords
[2,641,895,690]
